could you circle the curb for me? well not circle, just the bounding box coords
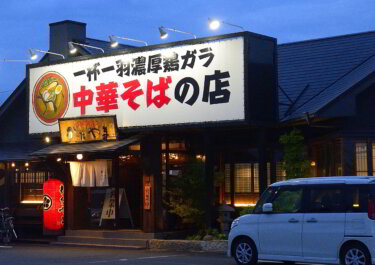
[147,239,228,253]
[16,238,53,245]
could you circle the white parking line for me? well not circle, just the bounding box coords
[136,255,182,260]
[88,255,182,264]
[0,245,12,248]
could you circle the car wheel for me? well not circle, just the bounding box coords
[341,244,371,265]
[233,238,258,265]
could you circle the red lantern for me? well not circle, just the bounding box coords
[43,179,64,235]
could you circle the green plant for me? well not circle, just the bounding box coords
[165,161,206,228]
[185,228,228,240]
[239,206,255,216]
[279,128,311,179]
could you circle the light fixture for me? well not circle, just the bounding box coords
[208,18,245,31]
[159,27,168,39]
[68,41,104,54]
[20,200,43,204]
[2,59,31,63]
[76,154,83,160]
[56,157,62,162]
[68,42,77,54]
[159,26,197,39]
[25,162,29,167]
[45,136,51,143]
[209,19,221,30]
[311,161,316,167]
[28,48,65,60]
[109,35,148,48]
[234,203,256,207]
[11,162,15,168]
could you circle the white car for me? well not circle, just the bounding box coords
[228,176,375,265]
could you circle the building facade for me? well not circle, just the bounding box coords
[0,20,374,235]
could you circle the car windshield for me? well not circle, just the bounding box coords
[253,187,275,214]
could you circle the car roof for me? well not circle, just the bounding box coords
[270,176,375,186]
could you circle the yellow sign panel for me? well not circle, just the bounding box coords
[59,116,117,143]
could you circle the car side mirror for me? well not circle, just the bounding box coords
[263,203,273,213]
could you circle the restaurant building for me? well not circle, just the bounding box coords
[0,20,374,238]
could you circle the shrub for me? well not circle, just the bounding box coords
[239,206,255,216]
[165,161,206,228]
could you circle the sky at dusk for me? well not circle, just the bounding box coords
[0,0,374,106]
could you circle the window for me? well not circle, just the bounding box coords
[15,171,46,184]
[272,187,302,213]
[223,163,260,206]
[225,164,231,193]
[161,139,186,151]
[14,171,49,203]
[306,186,345,213]
[356,143,368,176]
[253,163,259,192]
[225,163,259,193]
[235,163,252,193]
[254,187,274,214]
[276,162,286,182]
[347,185,369,213]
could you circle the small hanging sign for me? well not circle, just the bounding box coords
[144,182,151,210]
[59,115,117,143]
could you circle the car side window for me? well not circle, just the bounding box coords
[253,187,275,214]
[346,185,369,213]
[271,187,303,213]
[306,185,345,213]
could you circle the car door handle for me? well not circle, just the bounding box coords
[288,218,299,223]
[306,218,318,223]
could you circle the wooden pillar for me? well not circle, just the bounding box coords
[230,164,235,206]
[258,129,268,194]
[204,131,214,228]
[4,162,10,207]
[113,155,120,229]
[141,135,162,233]
[343,138,355,176]
[270,150,277,184]
[367,141,373,176]
[66,171,74,230]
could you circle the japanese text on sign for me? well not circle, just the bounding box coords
[29,37,245,134]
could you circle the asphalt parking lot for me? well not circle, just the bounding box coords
[0,243,234,265]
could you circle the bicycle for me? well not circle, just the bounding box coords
[0,207,17,244]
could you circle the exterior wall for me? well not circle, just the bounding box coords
[49,20,86,61]
[0,85,28,143]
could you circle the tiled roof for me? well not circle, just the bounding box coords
[31,138,139,157]
[83,38,134,54]
[278,31,375,121]
[0,142,45,161]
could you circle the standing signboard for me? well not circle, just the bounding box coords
[100,188,133,228]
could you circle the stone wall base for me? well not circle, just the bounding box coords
[147,239,227,253]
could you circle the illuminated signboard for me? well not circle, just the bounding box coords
[29,35,245,134]
[59,116,117,143]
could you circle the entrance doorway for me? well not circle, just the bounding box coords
[68,155,142,230]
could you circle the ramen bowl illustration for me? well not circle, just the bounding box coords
[32,72,69,125]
